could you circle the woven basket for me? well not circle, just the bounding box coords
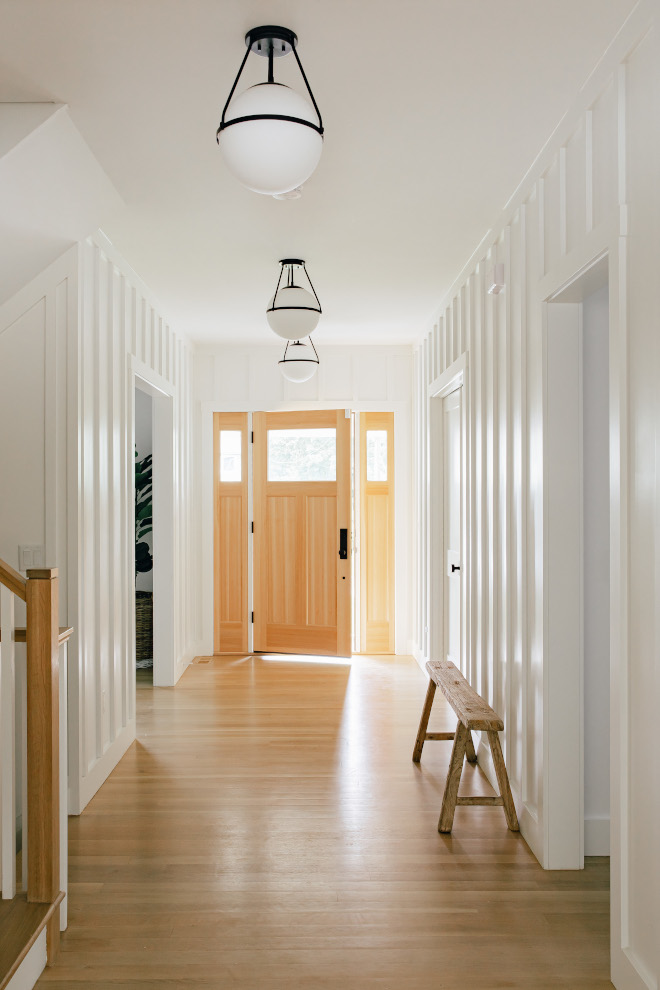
[135,590,153,663]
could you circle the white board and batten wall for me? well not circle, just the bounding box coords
[194,344,413,658]
[0,233,199,815]
[412,7,658,989]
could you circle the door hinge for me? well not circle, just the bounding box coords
[251,431,254,443]
[251,611,254,624]
[251,521,254,534]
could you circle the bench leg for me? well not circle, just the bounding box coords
[465,730,477,763]
[412,680,436,762]
[487,730,519,831]
[438,722,468,833]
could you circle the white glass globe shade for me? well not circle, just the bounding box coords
[219,83,323,196]
[279,341,319,383]
[267,285,321,340]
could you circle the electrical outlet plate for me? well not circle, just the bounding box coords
[18,544,44,572]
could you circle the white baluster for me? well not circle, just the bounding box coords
[0,585,17,898]
[18,651,28,890]
[59,640,68,930]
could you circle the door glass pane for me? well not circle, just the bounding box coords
[366,430,387,481]
[220,430,242,482]
[268,428,336,481]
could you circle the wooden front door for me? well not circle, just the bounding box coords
[253,410,351,657]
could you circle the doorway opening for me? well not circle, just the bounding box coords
[134,388,154,683]
[428,355,467,675]
[133,375,175,687]
[545,256,610,867]
[212,408,396,658]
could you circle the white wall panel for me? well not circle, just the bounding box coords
[0,236,198,816]
[412,8,659,988]
[72,235,197,809]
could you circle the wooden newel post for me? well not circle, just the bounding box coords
[25,567,60,960]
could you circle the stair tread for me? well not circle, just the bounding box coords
[0,892,62,990]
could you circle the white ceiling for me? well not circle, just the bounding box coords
[0,0,636,345]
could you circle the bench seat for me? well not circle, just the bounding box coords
[413,660,519,834]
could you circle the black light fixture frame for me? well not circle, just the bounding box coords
[216,26,324,144]
[278,337,320,370]
[267,258,322,318]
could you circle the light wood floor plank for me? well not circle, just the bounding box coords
[38,654,611,989]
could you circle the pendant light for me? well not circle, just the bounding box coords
[267,259,321,340]
[278,339,320,383]
[216,26,324,196]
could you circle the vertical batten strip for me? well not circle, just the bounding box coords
[44,289,57,569]
[502,225,513,760]
[429,326,436,386]
[119,274,129,730]
[413,351,421,652]
[458,286,466,356]
[477,261,488,701]
[130,284,138,357]
[139,297,147,365]
[90,243,102,763]
[585,109,594,234]
[463,275,474,686]
[559,146,568,257]
[421,337,429,657]
[454,293,461,359]
[97,249,110,756]
[519,201,529,808]
[538,176,546,277]
[106,257,117,743]
[486,251,496,708]
[127,379,136,725]
[445,305,453,370]
[613,58,631,951]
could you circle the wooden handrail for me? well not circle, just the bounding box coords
[0,626,73,646]
[0,558,27,602]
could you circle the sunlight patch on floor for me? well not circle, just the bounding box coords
[258,653,353,666]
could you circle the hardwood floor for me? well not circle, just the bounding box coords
[38,654,611,989]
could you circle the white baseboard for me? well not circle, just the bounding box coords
[584,816,610,855]
[475,736,544,866]
[69,719,136,814]
[6,929,46,990]
[412,643,427,673]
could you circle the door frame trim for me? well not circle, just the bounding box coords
[131,358,176,687]
[200,400,412,657]
[428,354,469,673]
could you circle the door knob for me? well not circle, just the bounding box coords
[451,563,461,573]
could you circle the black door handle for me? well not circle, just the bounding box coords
[339,528,348,559]
[451,564,461,573]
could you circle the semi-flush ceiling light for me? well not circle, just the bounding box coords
[267,259,321,340]
[216,26,323,196]
[278,339,320,383]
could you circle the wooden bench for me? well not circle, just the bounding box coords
[413,660,519,834]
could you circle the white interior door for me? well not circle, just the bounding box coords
[443,388,462,665]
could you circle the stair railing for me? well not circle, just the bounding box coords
[0,558,71,966]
